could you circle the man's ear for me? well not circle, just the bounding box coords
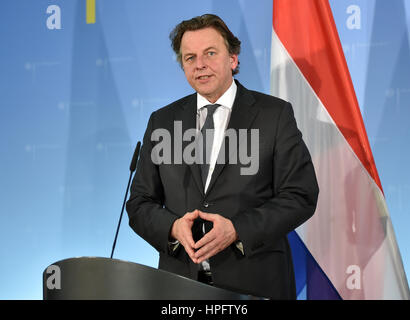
[230,54,239,71]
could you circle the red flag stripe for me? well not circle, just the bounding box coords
[272,0,382,192]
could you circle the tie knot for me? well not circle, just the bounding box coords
[203,104,220,117]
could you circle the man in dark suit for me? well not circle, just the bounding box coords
[126,14,319,299]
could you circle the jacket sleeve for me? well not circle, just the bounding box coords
[126,112,179,255]
[231,102,319,257]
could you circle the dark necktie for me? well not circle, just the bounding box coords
[200,104,220,189]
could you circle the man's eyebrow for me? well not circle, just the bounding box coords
[183,46,218,57]
[183,52,195,58]
[203,46,218,52]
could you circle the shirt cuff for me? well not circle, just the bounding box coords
[235,240,245,255]
[168,239,180,253]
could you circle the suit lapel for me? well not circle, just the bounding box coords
[174,94,204,196]
[205,81,259,196]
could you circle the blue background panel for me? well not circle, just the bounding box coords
[0,0,408,299]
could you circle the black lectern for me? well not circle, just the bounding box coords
[43,257,250,300]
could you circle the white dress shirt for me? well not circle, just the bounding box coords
[197,80,237,193]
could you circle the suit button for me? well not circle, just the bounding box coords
[203,202,209,208]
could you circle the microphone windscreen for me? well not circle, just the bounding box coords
[129,141,141,172]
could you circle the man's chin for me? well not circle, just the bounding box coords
[195,86,219,100]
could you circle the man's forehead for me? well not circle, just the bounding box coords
[180,27,225,52]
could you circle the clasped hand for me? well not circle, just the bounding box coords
[170,209,238,264]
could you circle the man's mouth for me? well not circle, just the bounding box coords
[196,75,212,80]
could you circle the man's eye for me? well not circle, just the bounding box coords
[207,51,215,56]
[186,56,194,62]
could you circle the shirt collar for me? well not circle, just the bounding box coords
[197,79,237,112]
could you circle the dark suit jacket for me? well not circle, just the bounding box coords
[126,80,319,299]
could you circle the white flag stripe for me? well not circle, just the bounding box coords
[270,27,410,299]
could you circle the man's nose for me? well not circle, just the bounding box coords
[195,55,206,70]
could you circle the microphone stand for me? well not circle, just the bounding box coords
[110,141,141,259]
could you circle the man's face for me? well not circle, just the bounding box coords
[180,27,238,103]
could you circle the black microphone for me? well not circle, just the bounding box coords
[110,141,141,259]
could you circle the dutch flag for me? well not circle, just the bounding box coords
[270,0,410,299]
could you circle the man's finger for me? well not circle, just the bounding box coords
[184,243,196,259]
[185,209,200,220]
[181,234,198,262]
[194,239,217,259]
[183,229,195,249]
[198,210,216,221]
[194,230,215,250]
[196,243,220,264]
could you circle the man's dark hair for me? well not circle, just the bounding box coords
[169,14,241,75]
